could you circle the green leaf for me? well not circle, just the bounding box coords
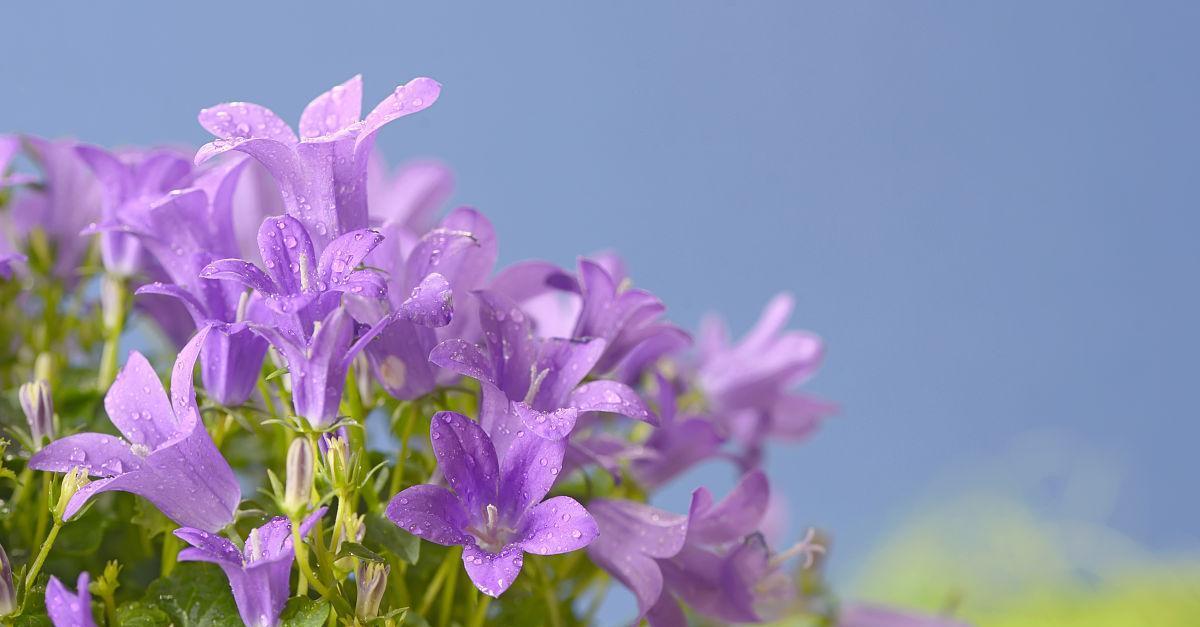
[280,597,330,627]
[265,367,289,381]
[338,541,385,564]
[365,512,420,564]
[130,562,241,626]
[116,601,174,626]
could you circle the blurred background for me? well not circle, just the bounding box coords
[4,2,1197,623]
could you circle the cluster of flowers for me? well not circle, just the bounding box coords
[0,75,966,626]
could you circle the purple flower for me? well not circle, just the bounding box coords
[249,306,391,429]
[361,207,495,400]
[202,214,386,338]
[697,293,835,465]
[839,604,972,627]
[29,326,241,532]
[386,411,598,597]
[0,135,36,187]
[174,508,326,627]
[630,373,725,489]
[7,136,102,280]
[367,156,453,235]
[430,289,656,457]
[591,471,811,626]
[196,75,441,250]
[45,572,95,627]
[0,252,24,280]
[74,144,192,277]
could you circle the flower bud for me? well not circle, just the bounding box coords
[100,274,126,331]
[323,435,351,489]
[33,353,55,387]
[0,543,15,616]
[54,467,91,522]
[355,560,389,620]
[284,437,314,514]
[19,379,54,447]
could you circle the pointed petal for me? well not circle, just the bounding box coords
[104,351,176,447]
[201,258,277,296]
[330,269,388,299]
[318,227,383,288]
[46,573,95,627]
[357,77,442,152]
[687,470,769,546]
[386,484,471,546]
[135,282,208,326]
[587,499,688,619]
[512,401,578,441]
[398,272,453,327]
[256,214,316,296]
[429,411,499,520]
[531,338,606,410]
[461,544,523,598]
[175,527,243,567]
[515,496,597,555]
[429,339,495,385]
[496,430,564,523]
[569,380,656,426]
[28,433,142,477]
[198,102,297,144]
[299,75,363,140]
[476,290,536,398]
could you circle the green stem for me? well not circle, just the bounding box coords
[468,595,492,627]
[32,473,51,552]
[437,551,460,627]
[161,532,179,577]
[388,404,415,498]
[96,276,128,390]
[419,548,459,616]
[290,523,353,616]
[25,520,62,589]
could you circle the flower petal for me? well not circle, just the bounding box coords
[461,543,523,598]
[104,350,177,447]
[175,527,243,567]
[298,75,363,140]
[46,573,95,627]
[256,214,316,297]
[357,77,442,152]
[496,429,564,523]
[429,412,499,521]
[515,496,598,555]
[569,380,656,426]
[428,339,495,386]
[476,290,536,399]
[28,433,142,477]
[511,401,578,441]
[201,258,277,296]
[199,102,297,145]
[366,318,438,400]
[317,227,383,288]
[398,272,453,327]
[386,484,471,546]
[587,499,688,619]
[531,337,606,410]
[687,470,769,546]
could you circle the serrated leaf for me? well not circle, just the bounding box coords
[280,597,330,627]
[365,512,420,564]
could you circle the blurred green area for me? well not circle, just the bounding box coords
[845,433,1200,626]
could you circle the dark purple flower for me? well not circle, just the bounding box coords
[7,136,101,279]
[29,327,241,532]
[430,289,656,458]
[175,508,326,627]
[195,75,440,249]
[386,411,598,597]
[839,604,973,627]
[45,572,95,627]
[74,144,192,277]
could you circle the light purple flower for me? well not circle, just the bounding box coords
[630,373,725,489]
[586,499,688,620]
[196,75,441,250]
[367,156,453,235]
[175,508,326,627]
[697,293,835,465]
[839,604,973,627]
[430,289,656,458]
[0,252,24,280]
[29,326,241,532]
[7,136,102,279]
[45,572,95,627]
[249,306,391,429]
[386,411,598,597]
[202,214,386,339]
[74,144,192,276]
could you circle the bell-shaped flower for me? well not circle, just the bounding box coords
[630,373,725,489]
[430,289,655,458]
[29,327,241,532]
[366,155,452,236]
[174,508,326,627]
[195,75,440,250]
[45,572,95,627]
[202,214,386,339]
[386,411,598,597]
[74,144,192,277]
[6,136,101,280]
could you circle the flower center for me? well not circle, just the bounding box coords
[467,504,516,554]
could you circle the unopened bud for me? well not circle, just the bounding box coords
[19,380,54,448]
[0,543,14,616]
[284,438,314,514]
[355,560,389,620]
[100,275,126,330]
[54,467,91,522]
[323,435,351,488]
[33,353,55,387]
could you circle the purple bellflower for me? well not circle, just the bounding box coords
[7,136,101,280]
[630,372,725,489]
[0,252,24,279]
[45,572,95,627]
[696,293,835,466]
[174,508,326,627]
[29,326,241,532]
[430,289,656,459]
[74,144,192,277]
[387,411,598,597]
[0,135,37,188]
[367,156,453,235]
[361,207,494,400]
[195,75,441,250]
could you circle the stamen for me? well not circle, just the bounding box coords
[248,528,263,562]
[770,527,825,569]
[236,289,251,322]
[524,366,549,405]
[298,250,312,291]
[485,504,499,530]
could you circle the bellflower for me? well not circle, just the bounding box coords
[174,508,326,627]
[386,411,598,597]
[29,326,241,532]
[0,543,13,616]
[697,293,835,465]
[201,213,386,339]
[45,572,95,627]
[631,373,725,489]
[367,156,453,235]
[0,135,36,187]
[195,75,441,249]
[8,136,101,279]
[0,252,24,279]
[362,207,494,400]
[430,289,656,458]
[74,144,192,277]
